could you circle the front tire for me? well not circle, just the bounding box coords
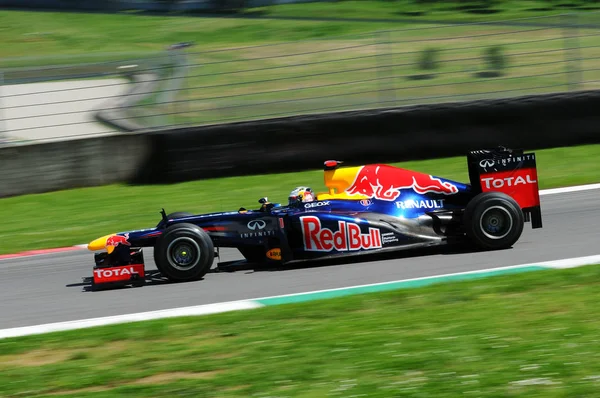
[154,223,214,282]
[463,192,524,250]
[154,212,193,273]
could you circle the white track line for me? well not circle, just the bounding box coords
[539,183,600,196]
[0,301,262,340]
[536,254,600,269]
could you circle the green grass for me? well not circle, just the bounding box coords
[2,264,600,397]
[1,2,596,60]
[0,9,406,59]
[0,143,598,255]
[249,0,600,23]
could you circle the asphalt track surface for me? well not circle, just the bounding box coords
[1,189,598,330]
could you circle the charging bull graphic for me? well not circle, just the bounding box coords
[106,233,131,249]
[346,165,458,201]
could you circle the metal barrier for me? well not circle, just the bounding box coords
[1,13,599,145]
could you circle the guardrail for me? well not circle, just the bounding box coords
[3,88,600,198]
[0,50,176,145]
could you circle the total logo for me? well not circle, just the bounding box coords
[93,266,141,279]
[395,199,445,210]
[481,175,537,189]
[301,216,382,252]
[305,201,330,209]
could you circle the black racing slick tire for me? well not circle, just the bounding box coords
[153,212,193,274]
[154,223,214,282]
[463,192,524,250]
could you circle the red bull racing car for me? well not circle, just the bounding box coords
[86,147,542,290]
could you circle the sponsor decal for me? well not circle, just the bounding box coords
[478,154,536,172]
[481,175,537,189]
[240,230,275,238]
[305,201,330,209]
[345,165,458,201]
[247,219,266,230]
[381,232,399,244]
[479,167,540,209]
[106,233,130,249]
[479,159,495,168]
[395,199,445,210]
[279,217,285,228]
[359,199,372,206]
[266,248,282,260]
[93,263,145,284]
[300,216,382,252]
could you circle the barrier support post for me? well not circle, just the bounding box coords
[561,13,583,92]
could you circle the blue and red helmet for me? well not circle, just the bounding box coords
[288,186,315,206]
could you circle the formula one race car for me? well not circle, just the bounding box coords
[86,147,542,290]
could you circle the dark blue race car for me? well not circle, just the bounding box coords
[87,147,542,289]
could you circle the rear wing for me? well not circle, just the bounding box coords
[467,147,542,228]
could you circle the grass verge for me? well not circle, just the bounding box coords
[1,264,600,397]
[247,0,600,23]
[0,4,594,58]
[0,9,421,58]
[0,143,599,255]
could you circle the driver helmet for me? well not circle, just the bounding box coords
[288,186,315,206]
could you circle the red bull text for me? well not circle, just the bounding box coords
[301,216,382,252]
[345,165,458,201]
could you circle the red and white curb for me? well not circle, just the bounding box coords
[0,245,88,261]
[1,183,599,262]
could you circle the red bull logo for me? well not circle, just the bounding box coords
[345,165,458,201]
[106,233,131,249]
[301,216,382,252]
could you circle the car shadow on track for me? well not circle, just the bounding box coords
[66,243,492,291]
[212,242,489,274]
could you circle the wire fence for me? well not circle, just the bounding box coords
[1,13,599,145]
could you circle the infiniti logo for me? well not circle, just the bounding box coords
[247,220,266,230]
[479,159,495,168]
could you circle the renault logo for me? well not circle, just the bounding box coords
[247,220,266,230]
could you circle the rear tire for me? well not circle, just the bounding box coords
[463,192,524,250]
[154,223,214,282]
